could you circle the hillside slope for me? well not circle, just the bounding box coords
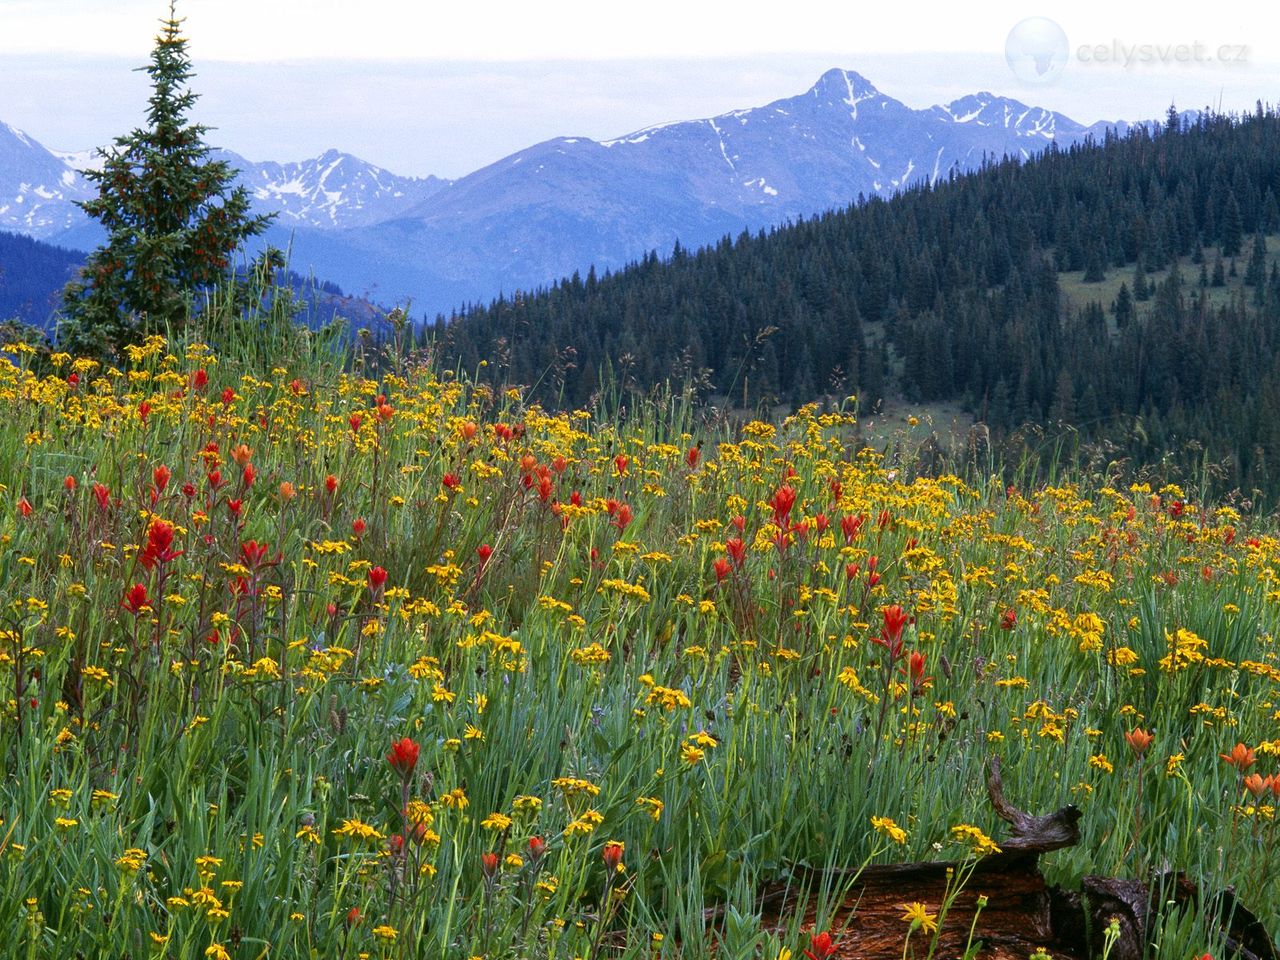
[431,110,1280,493]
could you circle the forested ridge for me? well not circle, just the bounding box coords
[430,107,1280,493]
[0,230,83,325]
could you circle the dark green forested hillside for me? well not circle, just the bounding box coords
[429,108,1280,494]
[0,231,83,325]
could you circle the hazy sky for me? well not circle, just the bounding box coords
[2,0,1278,177]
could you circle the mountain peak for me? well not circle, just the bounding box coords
[809,68,880,103]
[1,120,35,148]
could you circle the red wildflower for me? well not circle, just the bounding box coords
[612,503,633,533]
[153,465,171,492]
[349,413,363,433]
[191,368,209,391]
[242,464,256,488]
[220,387,235,405]
[769,485,797,526]
[17,496,33,517]
[1000,608,1017,631]
[63,475,77,492]
[481,851,500,878]
[1243,773,1272,798]
[614,454,629,475]
[1220,743,1256,771]
[601,840,624,871]
[386,737,419,779]
[442,472,461,492]
[325,474,338,495]
[685,445,701,469]
[1125,728,1154,756]
[241,540,271,568]
[725,537,747,567]
[713,558,732,582]
[840,513,865,543]
[804,931,838,960]
[139,519,182,569]
[368,566,389,592]
[528,835,546,859]
[476,544,493,566]
[122,583,151,615]
[903,650,932,692]
[138,401,152,422]
[93,483,111,511]
[873,605,910,660]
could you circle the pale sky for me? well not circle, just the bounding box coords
[2,0,1278,177]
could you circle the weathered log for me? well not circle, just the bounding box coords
[985,755,1082,854]
[728,759,1280,959]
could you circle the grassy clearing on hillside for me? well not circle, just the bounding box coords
[1057,233,1280,319]
[1,328,1279,959]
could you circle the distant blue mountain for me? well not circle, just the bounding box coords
[2,69,1154,316]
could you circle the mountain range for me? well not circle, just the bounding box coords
[2,68,1150,317]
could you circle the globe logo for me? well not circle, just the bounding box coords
[1005,17,1069,85]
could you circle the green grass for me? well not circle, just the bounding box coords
[1058,233,1280,319]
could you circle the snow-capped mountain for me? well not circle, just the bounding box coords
[267,69,1147,313]
[0,121,95,237]
[0,124,451,243]
[3,68,1151,315]
[218,148,451,230]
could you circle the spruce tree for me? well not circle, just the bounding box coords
[60,1,272,353]
[1113,282,1134,328]
[1244,231,1267,287]
[1221,193,1244,258]
[1083,246,1106,283]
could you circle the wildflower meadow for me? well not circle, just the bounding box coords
[2,329,1278,958]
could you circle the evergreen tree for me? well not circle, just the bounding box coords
[1113,282,1134,328]
[59,1,272,353]
[1244,231,1268,287]
[1221,193,1244,257]
[1133,258,1151,302]
[1083,246,1106,283]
